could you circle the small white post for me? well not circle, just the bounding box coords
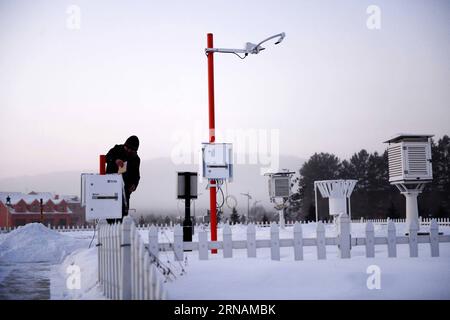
[429,219,439,257]
[149,264,156,300]
[338,213,351,259]
[293,222,303,261]
[173,225,184,262]
[115,223,121,299]
[270,222,280,261]
[223,223,232,258]
[120,216,132,300]
[403,190,420,230]
[278,208,285,229]
[143,253,149,300]
[107,224,113,299]
[97,220,106,289]
[138,240,145,300]
[409,219,419,258]
[387,220,397,258]
[365,221,375,258]
[198,229,208,260]
[247,223,256,258]
[316,221,326,260]
[148,225,159,262]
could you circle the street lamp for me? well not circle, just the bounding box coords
[205,33,286,57]
[241,192,252,222]
[205,32,286,253]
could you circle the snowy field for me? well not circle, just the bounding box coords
[0,222,449,300]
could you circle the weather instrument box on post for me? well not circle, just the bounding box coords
[384,133,433,184]
[177,172,198,199]
[177,172,198,244]
[265,170,295,201]
[201,143,233,181]
[81,174,123,221]
[384,134,434,231]
[264,170,295,228]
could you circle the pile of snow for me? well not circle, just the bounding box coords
[50,247,105,300]
[0,223,88,263]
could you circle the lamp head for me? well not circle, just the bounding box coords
[274,32,285,45]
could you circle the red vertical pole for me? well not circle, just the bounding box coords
[207,33,218,254]
[99,155,106,175]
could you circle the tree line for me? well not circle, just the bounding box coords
[286,135,450,221]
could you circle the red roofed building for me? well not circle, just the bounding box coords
[0,192,86,228]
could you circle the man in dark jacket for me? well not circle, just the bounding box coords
[105,135,141,223]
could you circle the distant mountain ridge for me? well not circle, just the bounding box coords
[0,155,304,216]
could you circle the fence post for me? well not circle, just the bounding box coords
[120,216,132,300]
[270,222,280,261]
[143,253,149,300]
[173,225,184,262]
[115,223,121,299]
[149,263,156,300]
[247,223,256,258]
[387,220,397,258]
[338,213,351,259]
[110,223,116,300]
[293,222,303,261]
[97,220,106,290]
[365,221,375,258]
[223,223,232,258]
[138,239,145,300]
[106,224,112,298]
[198,229,208,260]
[430,219,439,257]
[316,221,326,260]
[148,225,159,262]
[409,219,419,258]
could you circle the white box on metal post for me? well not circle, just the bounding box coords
[268,176,291,198]
[81,174,123,221]
[201,143,233,181]
[384,134,433,183]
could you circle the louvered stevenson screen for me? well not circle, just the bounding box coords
[406,145,428,176]
[274,177,290,197]
[388,144,403,180]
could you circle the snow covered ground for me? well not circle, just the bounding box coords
[0,222,449,299]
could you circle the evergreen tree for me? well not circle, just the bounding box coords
[230,207,240,224]
[296,153,341,219]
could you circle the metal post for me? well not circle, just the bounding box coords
[314,182,318,222]
[247,195,250,222]
[404,190,420,229]
[40,198,43,224]
[207,33,217,254]
[183,174,193,245]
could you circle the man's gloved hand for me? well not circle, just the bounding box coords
[115,159,124,168]
[129,184,136,192]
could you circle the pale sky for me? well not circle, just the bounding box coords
[0,0,449,179]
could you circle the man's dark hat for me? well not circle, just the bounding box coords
[125,135,139,151]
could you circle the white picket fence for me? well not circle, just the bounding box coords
[353,217,450,226]
[1,217,448,234]
[97,216,166,300]
[148,215,450,261]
